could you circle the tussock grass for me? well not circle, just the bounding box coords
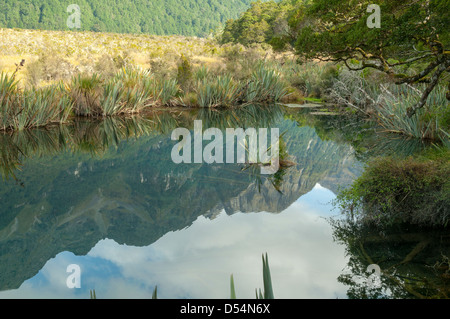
[329,68,450,142]
[69,73,103,116]
[195,75,243,108]
[246,63,288,103]
[0,28,292,130]
[1,73,72,130]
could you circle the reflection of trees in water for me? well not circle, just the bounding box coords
[285,108,434,161]
[0,104,287,181]
[0,116,155,180]
[330,217,450,299]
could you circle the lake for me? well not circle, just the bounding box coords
[0,104,448,299]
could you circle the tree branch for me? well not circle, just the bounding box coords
[407,57,450,117]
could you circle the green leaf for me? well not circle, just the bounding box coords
[230,274,236,299]
[262,253,274,299]
[152,286,158,299]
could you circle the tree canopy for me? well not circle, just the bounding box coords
[221,0,450,116]
[0,0,255,37]
[294,0,449,116]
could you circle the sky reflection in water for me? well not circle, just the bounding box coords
[0,184,348,299]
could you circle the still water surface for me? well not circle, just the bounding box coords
[0,105,447,298]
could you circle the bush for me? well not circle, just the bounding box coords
[336,154,450,227]
[177,54,193,93]
[26,54,75,87]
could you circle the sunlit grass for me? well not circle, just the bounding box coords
[0,28,293,130]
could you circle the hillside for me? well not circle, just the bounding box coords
[0,0,255,36]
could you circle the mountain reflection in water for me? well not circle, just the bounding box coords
[1,105,445,299]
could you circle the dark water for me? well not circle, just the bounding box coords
[0,105,448,299]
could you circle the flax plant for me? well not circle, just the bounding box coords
[195,75,243,108]
[69,73,103,116]
[0,72,20,130]
[375,84,448,141]
[246,64,288,103]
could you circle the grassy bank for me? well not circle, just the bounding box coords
[1,28,448,141]
[0,28,303,131]
[0,62,289,131]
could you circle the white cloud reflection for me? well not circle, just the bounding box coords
[0,184,349,299]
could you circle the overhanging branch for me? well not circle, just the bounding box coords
[407,58,450,117]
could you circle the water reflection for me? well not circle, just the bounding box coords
[0,185,349,299]
[1,104,444,299]
[330,218,450,299]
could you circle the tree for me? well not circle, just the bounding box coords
[220,0,286,46]
[293,0,449,117]
[0,0,256,37]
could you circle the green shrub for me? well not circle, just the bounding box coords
[336,155,450,227]
[177,54,193,92]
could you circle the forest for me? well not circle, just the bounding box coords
[0,0,255,36]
